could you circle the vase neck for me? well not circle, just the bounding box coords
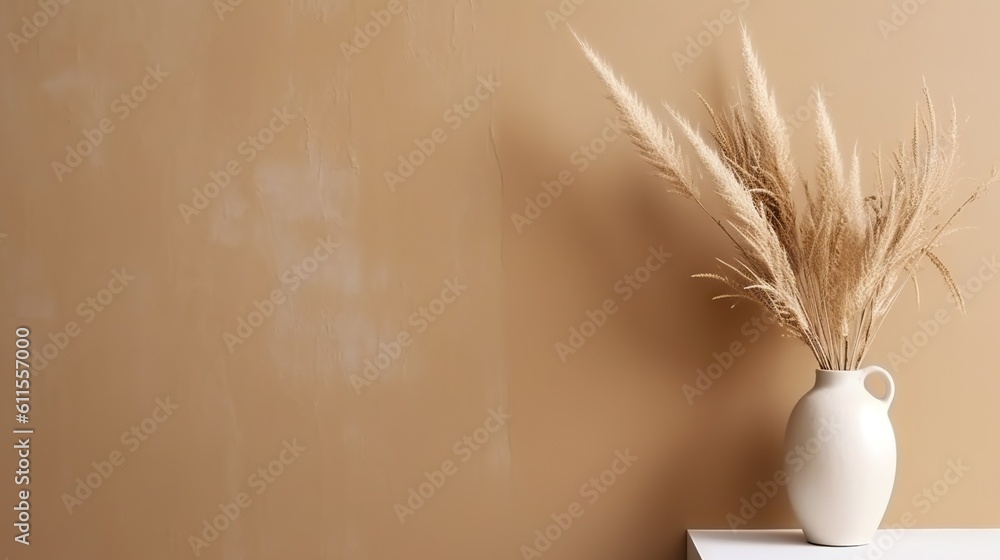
[814,369,864,388]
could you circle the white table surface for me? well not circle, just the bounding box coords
[687,529,1000,559]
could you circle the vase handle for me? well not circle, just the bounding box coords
[862,365,895,408]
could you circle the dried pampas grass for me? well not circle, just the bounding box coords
[575,27,996,370]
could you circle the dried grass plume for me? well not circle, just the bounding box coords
[575,27,996,370]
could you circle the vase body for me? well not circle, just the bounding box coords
[784,366,896,546]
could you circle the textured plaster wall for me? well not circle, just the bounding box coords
[1,0,998,559]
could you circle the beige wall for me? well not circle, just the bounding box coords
[2,0,999,558]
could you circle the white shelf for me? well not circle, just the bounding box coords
[687,529,1000,559]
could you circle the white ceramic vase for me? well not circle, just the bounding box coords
[784,366,897,546]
